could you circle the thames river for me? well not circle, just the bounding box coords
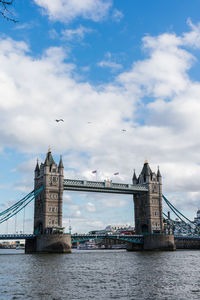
[0,249,200,300]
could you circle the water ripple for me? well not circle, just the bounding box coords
[0,249,200,299]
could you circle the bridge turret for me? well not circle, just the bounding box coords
[34,149,64,235]
[157,166,162,183]
[133,161,164,235]
[34,159,40,177]
[138,160,152,184]
[132,169,137,184]
[58,155,64,175]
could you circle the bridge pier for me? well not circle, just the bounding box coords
[126,234,175,251]
[25,234,71,254]
[132,161,176,251]
[143,234,175,250]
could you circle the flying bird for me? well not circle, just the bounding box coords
[121,129,126,132]
[55,119,64,122]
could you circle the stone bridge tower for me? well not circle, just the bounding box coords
[131,161,175,251]
[34,149,64,235]
[133,161,163,235]
[25,149,71,254]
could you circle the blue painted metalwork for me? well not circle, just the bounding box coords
[163,195,200,237]
[0,234,35,240]
[0,186,44,224]
[71,234,144,244]
[163,195,195,225]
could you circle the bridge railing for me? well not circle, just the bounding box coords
[63,179,148,192]
[0,234,35,240]
[71,234,144,244]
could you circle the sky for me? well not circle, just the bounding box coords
[0,0,200,234]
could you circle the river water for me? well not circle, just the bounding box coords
[0,249,200,300]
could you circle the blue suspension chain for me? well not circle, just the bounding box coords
[0,186,44,224]
[163,212,193,234]
[162,194,195,225]
[163,195,200,235]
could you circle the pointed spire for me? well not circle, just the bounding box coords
[35,159,40,172]
[44,148,55,166]
[157,166,162,182]
[58,155,64,169]
[157,165,161,178]
[132,169,137,184]
[141,160,152,176]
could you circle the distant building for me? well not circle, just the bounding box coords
[89,224,135,235]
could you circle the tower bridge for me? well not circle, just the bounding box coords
[0,149,179,253]
[25,149,175,253]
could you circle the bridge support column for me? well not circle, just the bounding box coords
[25,234,71,254]
[143,234,175,251]
[126,234,175,251]
[132,161,176,251]
[27,149,72,254]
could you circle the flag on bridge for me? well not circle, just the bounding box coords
[113,172,119,175]
[92,170,97,174]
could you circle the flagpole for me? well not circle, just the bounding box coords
[92,170,98,181]
[113,172,119,181]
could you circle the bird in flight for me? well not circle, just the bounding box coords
[121,129,126,132]
[55,119,64,122]
[87,121,92,124]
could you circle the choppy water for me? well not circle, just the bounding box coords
[0,249,200,300]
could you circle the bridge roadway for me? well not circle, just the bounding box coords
[71,234,144,244]
[0,234,143,244]
[2,234,200,247]
[63,179,148,194]
[0,234,36,240]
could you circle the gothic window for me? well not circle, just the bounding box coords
[53,176,58,183]
[144,174,146,182]
[152,184,158,193]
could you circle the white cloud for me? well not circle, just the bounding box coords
[63,194,74,204]
[49,29,59,39]
[112,9,123,22]
[85,220,104,229]
[99,198,128,208]
[98,52,123,72]
[182,19,200,48]
[1,22,200,223]
[34,0,113,23]
[62,25,92,41]
[97,60,122,72]
[86,202,96,212]
[118,33,192,99]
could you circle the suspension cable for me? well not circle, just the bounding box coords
[162,194,195,225]
[0,186,43,224]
